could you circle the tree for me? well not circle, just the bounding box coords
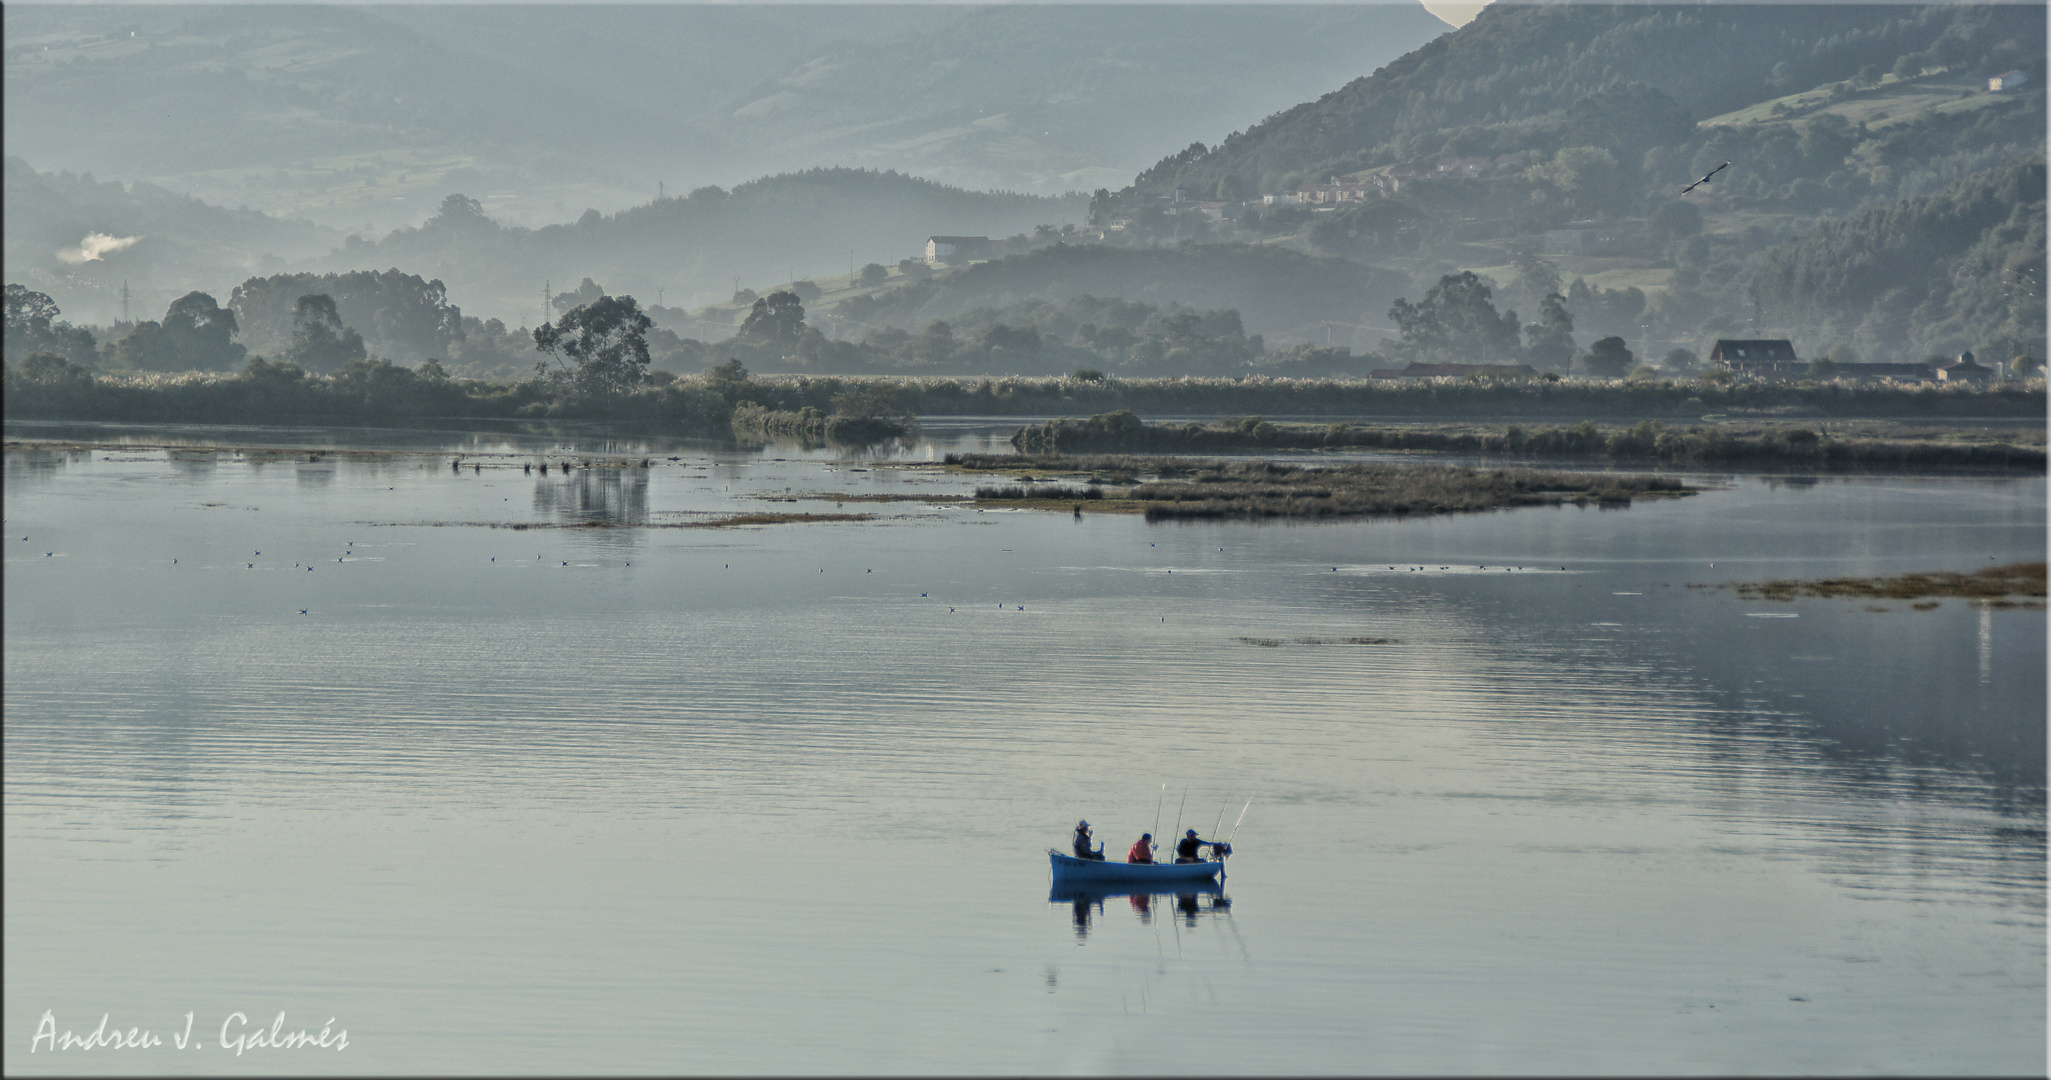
[789,280,823,303]
[736,291,806,352]
[15,350,93,385]
[229,270,463,362]
[1513,253,1562,302]
[704,358,751,402]
[161,292,246,370]
[551,278,605,314]
[1522,293,1575,370]
[1662,348,1700,374]
[858,263,889,287]
[1580,336,1635,378]
[3,283,60,330]
[1648,200,1703,244]
[1388,271,1521,362]
[107,291,246,372]
[3,284,99,368]
[1528,146,1620,212]
[286,294,368,374]
[533,293,653,394]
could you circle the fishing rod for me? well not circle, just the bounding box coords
[1151,783,1165,848]
[1226,793,1254,846]
[1212,797,1229,845]
[1170,786,1187,857]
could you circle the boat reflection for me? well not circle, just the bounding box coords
[1052,881,1231,939]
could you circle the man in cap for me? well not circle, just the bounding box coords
[1175,828,1228,863]
[1072,820,1106,861]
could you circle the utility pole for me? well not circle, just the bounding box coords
[658,180,664,201]
[120,279,129,323]
[543,280,550,328]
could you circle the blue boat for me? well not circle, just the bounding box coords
[1048,848,1224,885]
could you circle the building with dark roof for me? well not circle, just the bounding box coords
[1936,351,1993,382]
[1709,339,1800,374]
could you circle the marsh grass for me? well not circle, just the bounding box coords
[1725,562,2046,606]
[955,453,1691,521]
[1008,414,2047,471]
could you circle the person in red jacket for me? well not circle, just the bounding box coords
[1127,833,1156,864]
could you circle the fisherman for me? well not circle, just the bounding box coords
[1174,828,1228,863]
[1127,833,1156,864]
[1072,820,1105,861]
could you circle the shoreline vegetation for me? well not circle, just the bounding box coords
[944,452,1695,521]
[1709,562,2046,610]
[5,363,2043,435]
[1010,411,2048,470]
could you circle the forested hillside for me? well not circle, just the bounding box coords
[832,244,1407,341]
[1079,2,2043,365]
[1751,158,2045,361]
[1131,3,2039,199]
[347,169,1085,322]
[4,156,335,325]
[4,3,1448,231]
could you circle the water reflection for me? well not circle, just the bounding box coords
[1053,881,1230,939]
[531,465,650,525]
[3,448,74,486]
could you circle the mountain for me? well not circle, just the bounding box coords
[1750,157,2045,362]
[332,168,1088,324]
[3,156,338,326]
[833,243,1408,344]
[1076,2,2044,364]
[1123,3,2042,198]
[687,4,1453,194]
[4,4,1450,234]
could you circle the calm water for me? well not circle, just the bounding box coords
[4,423,2044,1075]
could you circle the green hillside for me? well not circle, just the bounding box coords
[347,168,1088,324]
[830,243,1408,343]
[1750,157,2045,361]
[1126,3,2040,197]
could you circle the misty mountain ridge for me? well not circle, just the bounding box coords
[6,2,2043,374]
[4,3,1449,236]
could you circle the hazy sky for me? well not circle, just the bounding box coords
[1420,0,1486,28]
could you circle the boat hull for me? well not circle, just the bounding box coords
[1049,849,1223,884]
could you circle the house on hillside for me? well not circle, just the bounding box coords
[1988,70,2029,92]
[1936,351,1993,382]
[1544,221,1629,256]
[1434,156,1492,178]
[1298,176,1370,205]
[925,236,991,265]
[1369,362,1538,380]
[1709,339,1801,374]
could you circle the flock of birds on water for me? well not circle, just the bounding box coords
[16,450,1609,626]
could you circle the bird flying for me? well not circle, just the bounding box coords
[1681,161,1729,195]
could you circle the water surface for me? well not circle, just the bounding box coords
[5,426,2043,1074]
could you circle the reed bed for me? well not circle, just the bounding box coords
[1009,413,2047,471]
[960,453,1692,521]
[1721,562,2046,606]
